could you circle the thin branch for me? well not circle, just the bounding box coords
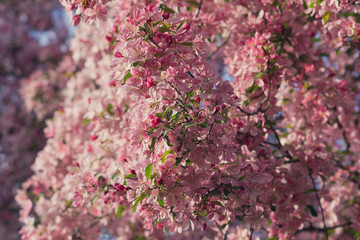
[195,0,203,18]
[308,168,328,239]
[207,34,232,60]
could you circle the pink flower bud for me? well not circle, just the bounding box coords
[195,96,201,103]
[110,80,117,87]
[157,178,164,185]
[114,51,123,58]
[70,4,76,10]
[147,4,154,12]
[145,77,156,88]
[162,10,170,20]
[130,169,136,175]
[183,23,191,31]
[90,135,98,141]
[214,105,220,113]
[72,15,81,26]
[105,35,112,42]
[156,222,164,229]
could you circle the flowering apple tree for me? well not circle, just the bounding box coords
[16,0,360,239]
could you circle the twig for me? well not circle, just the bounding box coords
[195,0,203,18]
[308,168,328,239]
[207,34,232,60]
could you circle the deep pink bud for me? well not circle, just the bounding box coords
[114,51,123,58]
[90,135,98,141]
[156,222,164,229]
[183,23,191,31]
[200,204,206,211]
[145,77,156,88]
[210,202,216,209]
[104,198,110,204]
[110,80,117,87]
[214,105,220,113]
[70,4,76,10]
[147,4,154,12]
[105,35,112,42]
[72,15,81,26]
[157,178,164,185]
[125,187,131,191]
[203,223,207,230]
[115,183,125,191]
[130,169,136,175]
[162,10,170,20]
[195,96,201,103]
[146,18,152,25]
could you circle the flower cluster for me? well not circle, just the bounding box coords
[15,0,360,240]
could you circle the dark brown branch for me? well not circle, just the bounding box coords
[308,168,328,239]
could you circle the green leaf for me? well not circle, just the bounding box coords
[200,122,207,128]
[123,72,132,84]
[107,103,114,115]
[323,11,330,24]
[159,4,175,13]
[162,150,174,162]
[180,42,193,47]
[309,0,315,8]
[304,188,315,194]
[82,118,91,126]
[125,174,137,179]
[176,19,188,31]
[150,137,157,154]
[116,205,125,218]
[246,84,260,94]
[132,61,141,67]
[267,237,278,240]
[187,0,199,6]
[183,103,193,110]
[132,194,146,211]
[161,21,171,29]
[111,170,120,180]
[270,204,276,212]
[306,204,318,217]
[212,201,223,207]
[91,194,98,205]
[158,199,165,208]
[185,122,196,129]
[145,163,153,180]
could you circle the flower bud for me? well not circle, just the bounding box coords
[114,51,123,58]
[162,10,170,20]
[72,15,81,26]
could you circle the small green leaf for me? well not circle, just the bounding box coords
[116,205,125,218]
[123,72,132,84]
[246,84,260,94]
[91,194,98,205]
[159,4,175,13]
[309,0,315,8]
[200,122,207,128]
[107,103,114,115]
[125,174,137,179]
[132,61,141,67]
[158,199,165,208]
[183,103,193,110]
[185,122,196,129]
[150,137,157,154]
[304,189,315,194]
[111,170,120,180]
[187,0,199,6]
[323,11,330,24]
[176,19,188,31]
[180,42,193,47]
[306,204,318,217]
[145,163,153,180]
[212,201,223,207]
[82,118,91,126]
[162,150,174,162]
